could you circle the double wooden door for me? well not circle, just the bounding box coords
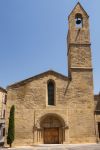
[44,128,59,144]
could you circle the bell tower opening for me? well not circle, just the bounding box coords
[75,13,83,28]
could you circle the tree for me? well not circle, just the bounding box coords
[7,105,15,147]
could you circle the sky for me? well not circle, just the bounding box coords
[0,0,100,94]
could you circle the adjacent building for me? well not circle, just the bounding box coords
[0,87,7,145]
[94,94,100,142]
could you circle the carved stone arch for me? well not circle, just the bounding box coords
[36,113,67,129]
[35,113,68,144]
[47,79,55,85]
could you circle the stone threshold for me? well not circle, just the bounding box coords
[7,143,99,149]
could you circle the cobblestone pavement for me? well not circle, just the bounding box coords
[1,144,100,150]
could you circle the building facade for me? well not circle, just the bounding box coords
[0,87,7,145]
[5,3,100,146]
[94,94,100,142]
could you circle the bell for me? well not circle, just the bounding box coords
[76,19,81,25]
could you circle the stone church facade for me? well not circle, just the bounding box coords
[5,3,100,146]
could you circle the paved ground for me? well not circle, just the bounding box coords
[1,144,100,150]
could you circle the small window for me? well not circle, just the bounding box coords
[98,122,100,138]
[4,95,7,104]
[2,94,7,104]
[48,80,55,105]
[75,13,83,28]
[3,110,5,118]
[3,128,5,136]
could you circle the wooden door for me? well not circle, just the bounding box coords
[44,128,59,144]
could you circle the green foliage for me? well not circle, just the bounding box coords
[7,105,15,147]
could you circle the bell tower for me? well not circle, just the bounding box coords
[67,2,92,77]
[67,3,96,143]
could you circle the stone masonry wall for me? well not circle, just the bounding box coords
[6,74,69,146]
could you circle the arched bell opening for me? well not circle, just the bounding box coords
[75,13,83,28]
[40,114,66,144]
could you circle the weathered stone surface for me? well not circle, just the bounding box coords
[5,2,98,146]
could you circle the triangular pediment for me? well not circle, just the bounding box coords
[7,70,68,88]
[68,2,89,19]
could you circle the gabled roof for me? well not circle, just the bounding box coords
[7,70,68,89]
[0,87,7,93]
[68,2,89,19]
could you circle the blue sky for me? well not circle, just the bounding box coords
[0,0,100,94]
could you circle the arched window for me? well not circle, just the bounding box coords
[48,80,55,105]
[75,13,83,28]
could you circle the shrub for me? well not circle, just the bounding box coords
[7,105,15,147]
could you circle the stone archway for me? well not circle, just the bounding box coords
[40,114,66,144]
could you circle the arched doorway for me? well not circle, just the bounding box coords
[40,114,65,144]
